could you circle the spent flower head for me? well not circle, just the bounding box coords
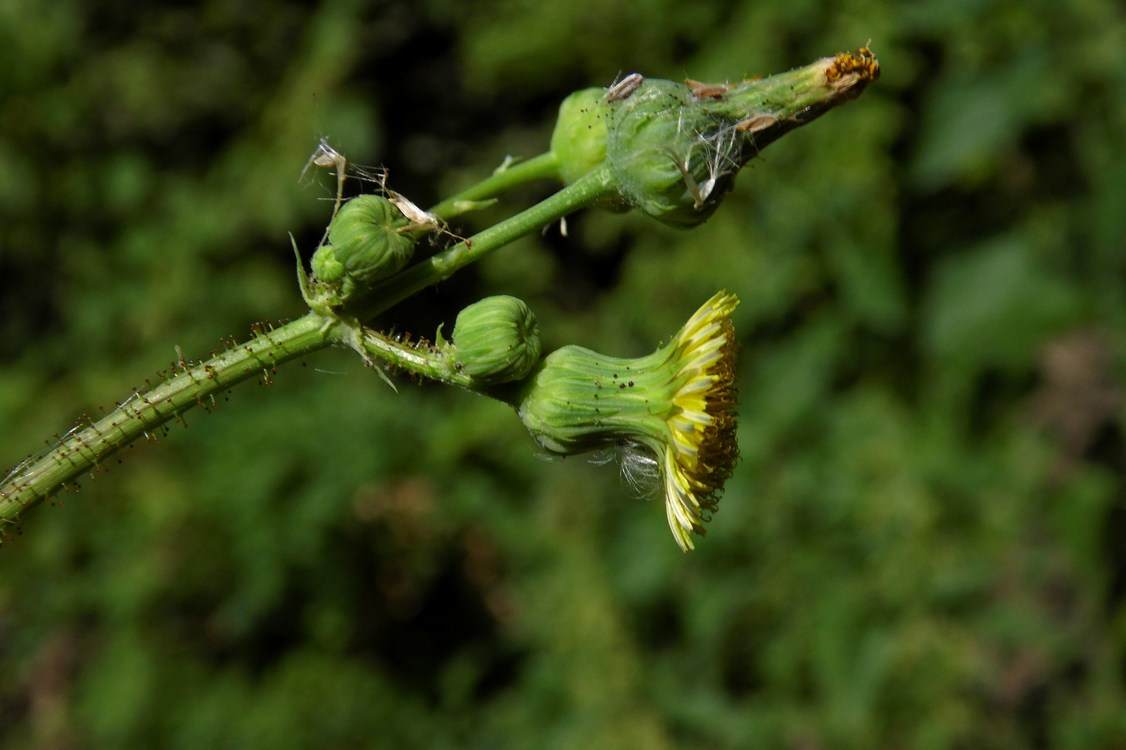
[549,47,881,227]
[513,291,740,550]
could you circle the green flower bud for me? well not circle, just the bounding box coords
[601,47,880,228]
[311,195,416,300]
[309,245,345,283]
[452,295,542,385]
[514,291,740,551]
[550,87,610,185]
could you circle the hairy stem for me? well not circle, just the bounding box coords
[0,166,612,530]
[355,327,473,389]
[0,313,341,527]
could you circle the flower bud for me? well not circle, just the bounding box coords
[550,87,611,185]
[452,295,542,385]
[311,195,416,300]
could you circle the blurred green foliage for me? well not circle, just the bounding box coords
[2,0,1126,747]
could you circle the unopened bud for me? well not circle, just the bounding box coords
[311,195,416,300]
[452,295,542,385]
[550,87,611,185]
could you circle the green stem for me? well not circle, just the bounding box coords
[0,312,342,528]
[0,166,614,531]
[428,152,561,219]
[356,327,473,389]
[352,163,615,320]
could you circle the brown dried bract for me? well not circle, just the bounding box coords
[686,78,730,100]
[735,114,777,135]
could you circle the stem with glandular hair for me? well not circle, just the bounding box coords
[0,312,338,524]
[0,165,616,531]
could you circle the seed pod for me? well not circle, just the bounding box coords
[311,195,416,300]
[452,296,542,385]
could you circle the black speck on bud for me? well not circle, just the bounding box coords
[550,87,611,186]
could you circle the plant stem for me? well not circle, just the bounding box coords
[428,152,561,219]
[355,327,473,389]
[0,312,341,527]
[0,165,613,531]
[352,163,615,320]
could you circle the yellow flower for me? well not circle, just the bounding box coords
[513,291,739,550]
[657,291,739,549]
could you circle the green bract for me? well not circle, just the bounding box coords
[605,78,733,228]
[311,195,416,300]
[550,87,610,185]
[452,295,542,385]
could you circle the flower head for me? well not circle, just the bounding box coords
[548,48,880,228]
[514,291,740,551]
[657,291,740,549]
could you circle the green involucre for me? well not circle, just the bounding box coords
[452,295,542,385]
[515,344,676,455]
[550,87,610,185]
[593,50,880,228]
[605,78,743,228]
[311,195,416,299]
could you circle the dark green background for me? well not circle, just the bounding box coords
[2,0,1125,746]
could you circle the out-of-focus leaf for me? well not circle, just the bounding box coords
[922,235,1083,372]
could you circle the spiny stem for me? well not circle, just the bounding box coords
[356,327,473,388]
[0,167,613,530]
[0,313,341,526]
